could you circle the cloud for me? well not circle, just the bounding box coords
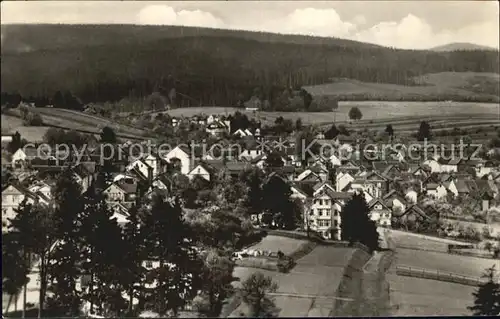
[355,14,499,49]
[135,5,499,49]
[137,5,224,28]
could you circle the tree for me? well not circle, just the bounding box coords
[7,131,26,153]
[100,126,117,144]
[241,272,279,317]
[348,107,363,121]
[239,167,264,216]
[120,205,146,316]
[80,188,126,316]
[417,121,432,141]
[468,265,500,315]
[261,175,297,229]
[2,232,30,314]
[7,200,54,318]
[340,193,380,252]
[141,196,202,316]
[324,124,340,139]
[47,169,85,317]
[385,124,394,138]
[295,118,303,131]
[195,249,235,317]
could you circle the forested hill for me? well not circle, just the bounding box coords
[1,24,499,107]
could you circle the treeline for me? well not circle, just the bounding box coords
[1,30,499,108]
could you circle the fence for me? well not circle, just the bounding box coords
[396,265,487,287]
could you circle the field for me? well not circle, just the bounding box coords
[165,101,499,128]
[303,72,500,102]
[231,240,357,317]
[394,248,499,278]
[388,274,476,316]
[3,108,153,141]
[1,114,51,142]
[248,235,308,256]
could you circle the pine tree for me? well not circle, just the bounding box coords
[8,200,54,318]
[141,196,203,316]
[120,205,146,316]
[340,192,380,252]
[80,187,126,316]
[47,169,85,316]
[468,265,500,315]
[2,232,30,314]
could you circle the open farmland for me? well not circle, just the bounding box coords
[249,235,308,256]
[231,244,357,317]
[3,108,153,141]
[1,114,50,142]
[388,274,476,316]
[164,101,499,127]
[394,248,499,278]
[303,72,500,102]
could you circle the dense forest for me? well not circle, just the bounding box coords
[1,24,499,110]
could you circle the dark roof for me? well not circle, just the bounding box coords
[115,179,138,194]
[324,189,353,200]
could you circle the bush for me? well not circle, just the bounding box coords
[276,256,295,273]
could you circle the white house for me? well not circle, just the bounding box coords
[2,184,49,232]
[126,158,153,180]
[336,171,354,192]
[405,188,419,203]
[239,148,263,161]
[383,190,407,214]
[423,159,441,173]
[367,198,392,227]
[440,158,461,173]
[426,183,448,199]
[187,163,212,182]
[162,146,193,175]
[102,179,137,206]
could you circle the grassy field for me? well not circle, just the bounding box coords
[3,108,151,141]
[303,72,500,102]
[388,274,476,316]
[164,101,499,126]
[394,248,499,278]
[231,239,357,317]
[249,235,308,256]
[1,114,50,142]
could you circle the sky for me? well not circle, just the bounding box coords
[1,1,499,50]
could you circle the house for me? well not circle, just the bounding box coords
[296,169,322,183]
[72,163,94,194]
[383,190,407,214]
[28,181,52,201]
[233,129,253,138]
[239,148,264,161]
[126,158,154,181]
[2,183,50,231]
[440,158,461,173]
[393,204,431,227]
[423,158,441,173]
[346,171,388,199]
[367,198,392,227]
[162,145,194,175]
[405,188,419,204]
[336,171,355,192]
[109,202,131,227]
[11,146,45,169]
[425,183,448,200]
[187,163,213,182]
[306,184,352,240]
[409,165,429,178]
[206,120,229,137]
[444,180,459,198]
[102,179,138,206]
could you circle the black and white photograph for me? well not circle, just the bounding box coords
[1,0,500,317]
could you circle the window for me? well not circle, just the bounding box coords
[324,199,330,206]
[326,209,331,216]
[318,209,323,216]
[145,261,153,268]
[334,220,338,227]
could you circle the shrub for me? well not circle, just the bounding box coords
[276,256,295,273]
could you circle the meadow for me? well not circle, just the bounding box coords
[231,238,357,317]
[388,274,476,316]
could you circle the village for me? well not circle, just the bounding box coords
[3,111,500,241]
